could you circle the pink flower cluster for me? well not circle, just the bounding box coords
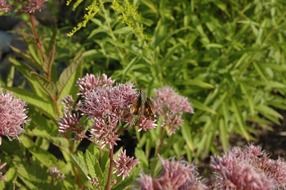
[77,74,114,96]
[138,145,286,190]
[138,158,206,190]
[0,0,45,13]
[59,73,159,149]
[153,87,193,134]
[22,0,45,13]
[114,150,138,179]
[58,73,194,181]
[0,92,27,138]
[79,83,137,123]
[0,0,10,12]
[78,75,140,148]
[211,145,286,190]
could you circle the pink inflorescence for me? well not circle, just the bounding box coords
[0,0,10,12]
[23,0,45,13]
[0,0,46,13]
[90,117,120,149]
[59,73,157,148]
[138,117,156,131]
[79,81,138,148]
[79,83,137,120]
[0,92,27,138]
[58,112,81,134]
[153,87,193,135]
[138,158,206,190]
[114,150,138,179]
[211,145,286,190]
[77,73,114,96]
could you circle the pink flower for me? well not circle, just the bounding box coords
[58,112,81,134]
[138,175,154,190]
[79,83,138,124]
[61,73,157,151]
[114,149,138,179]
[77,74,114,95]
[263,158,286,188]
[138,116,156,131]
[155,159,206,190]
[90,118,120,149]
[0,92,27,138]
[138,158,206,190]
[0,0,10,12]
[210,145,286,190]
[23,0,45,13]
[153,87,193,134]
[211,156,272,190]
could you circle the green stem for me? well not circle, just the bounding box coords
[155,127,165,155]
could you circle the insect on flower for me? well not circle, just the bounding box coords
[130,90,157,126]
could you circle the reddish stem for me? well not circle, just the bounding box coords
[29,14,46,65]
[105,147,114,190]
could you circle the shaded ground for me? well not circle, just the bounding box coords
[256,111,286,158]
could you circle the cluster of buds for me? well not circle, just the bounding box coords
[48,167,65,181]
[0,92,27,143]
[113,150,138,179]
[138,158,206,190]
[0,0,45,13]
[210,145,286,190]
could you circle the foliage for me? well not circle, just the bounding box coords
[72,0,286,159]
[0,0,286,189]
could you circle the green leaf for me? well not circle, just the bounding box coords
[72,152,89,178]
[192,99,216,114]
[29,148,58,168]
[256,104,282,124]
[5,87,55,118]
[112,167,140,190]
[57,52,83,100]
[135,149,148,168]
[187,79,214,89]
[219,118,229,151]
[232,100,251,140]
[181,123,194,151]
[9,58,48,98]
[4,167,16,182]
[85,151,98,178]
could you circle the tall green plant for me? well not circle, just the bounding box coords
[71,0,286,159]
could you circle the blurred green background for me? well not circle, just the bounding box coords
[1,0,286,169]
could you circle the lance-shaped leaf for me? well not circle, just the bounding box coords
[56,52,83,100]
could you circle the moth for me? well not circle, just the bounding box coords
[130,90,156,121]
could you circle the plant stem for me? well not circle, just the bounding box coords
[29,14,46,64]
[155,127,165,155]
[105,147,114,190]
